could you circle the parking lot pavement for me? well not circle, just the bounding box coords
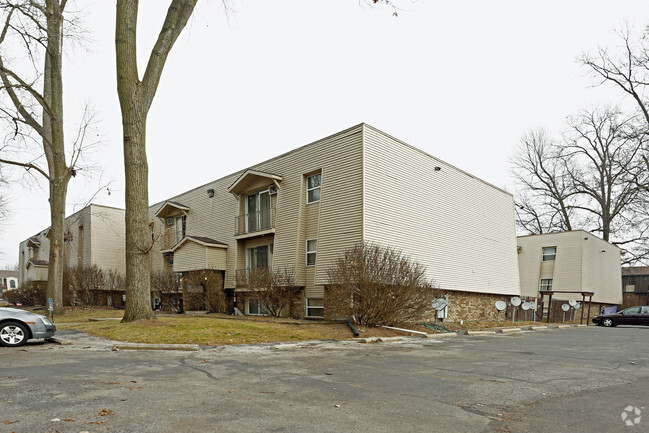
[1,326,649,432]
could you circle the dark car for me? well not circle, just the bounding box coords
[592,306,649,327]
[0,307,56,347]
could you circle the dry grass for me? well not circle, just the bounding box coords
[45,308,589,346]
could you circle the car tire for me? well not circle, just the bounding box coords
[602,318,615,327]
[0,321,29,347]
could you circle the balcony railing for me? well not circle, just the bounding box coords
[235,266,295,288]
[235,207,276,236]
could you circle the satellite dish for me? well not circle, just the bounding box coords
[511,297,522,307]
[431,298,448,311]
[561,304,570,312]
[568,299,577,307]
[574,302,581,310]
[521,302,531,311]
[495,301,507,311]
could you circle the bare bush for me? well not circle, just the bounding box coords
[150,270,181,312]
[327,242,435,326]
[181,270,225,313]
[246,267,297,317]
[66,265,105,306]
[5,281,46,306]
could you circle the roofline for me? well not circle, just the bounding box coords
[150,122,513,208]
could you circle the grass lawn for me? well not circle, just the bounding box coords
[36,307,590,346]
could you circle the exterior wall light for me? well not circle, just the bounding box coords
[434,166,441,171]
[207,188,215,198]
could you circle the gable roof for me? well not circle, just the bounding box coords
[227,169,282,196]
[26,259,49,269]
[170,236,227,253]
[155,201,190,219]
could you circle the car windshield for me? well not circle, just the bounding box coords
[620,307,642,314]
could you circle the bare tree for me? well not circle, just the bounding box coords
[512,108,649,263]
[562,109,646,242]
[245,267,297,318]
[512,129,578,234]
[580,25,649,193]
[115,0,198,322]
[0,1,88,314]
[327,242,434,326]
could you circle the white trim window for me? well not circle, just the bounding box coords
[306,239,317,266]
[539,278,553,291]
[306,298,324,317]
[306,173,321,204]
[542,247,556,261]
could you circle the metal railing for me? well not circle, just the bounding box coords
[234,207,276,236]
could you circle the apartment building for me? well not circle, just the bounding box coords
[149,123,521,319]
[517,230,622,320]
[18,204,126,285]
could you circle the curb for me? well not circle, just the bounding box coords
[112,343,200,351]
[46,337,72,345]
[427,332,458,338]
[496,328,522,334]
[554,324,572,329]
[465,330,497,335]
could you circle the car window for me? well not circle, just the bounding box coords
[641,306,649,314]
[622,307,641,314]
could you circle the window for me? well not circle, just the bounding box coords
[9,280,16,289]
[150,223,155,242]
[247,245,269,269]
[542,247,556,261]
[248,298,268,315]
[306,173,321,204]
[306,239,317,266]
[246,190,271,232]
[174,215,186,243]
[539,278,553,291]
[306,298,324,317]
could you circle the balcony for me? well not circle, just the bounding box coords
[235,266,295,288]
[235,207,276,237]
[235,267,269,288]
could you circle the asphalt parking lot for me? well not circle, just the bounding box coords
[1,325,648,433]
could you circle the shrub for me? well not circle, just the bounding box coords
[326,242,435,326]
[246,267,297,317]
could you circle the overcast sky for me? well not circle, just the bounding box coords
[1,0,648,267]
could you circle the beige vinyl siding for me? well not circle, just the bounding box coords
[89,205,126,274]
[173,242,226,272]
[250,127,364,287]
[206,247,227,270]
[517,231,622,304]
[581,235,622,304]
[362,125,520,296]
[149,172,241,287]
[148,125,364,292]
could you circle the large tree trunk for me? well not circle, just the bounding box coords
[121,112,155,321]
[116,0,197,322]
[43,0,68,315]
[116,0,154,321]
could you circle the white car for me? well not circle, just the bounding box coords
[0,307,57,347]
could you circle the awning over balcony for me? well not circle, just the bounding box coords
[155,201,190,219]
[26,259,48,269]
[27,237,41,248]
[227,169,282,196]
[170,236,228,273]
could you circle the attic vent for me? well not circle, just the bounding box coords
[269,185,278,195]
